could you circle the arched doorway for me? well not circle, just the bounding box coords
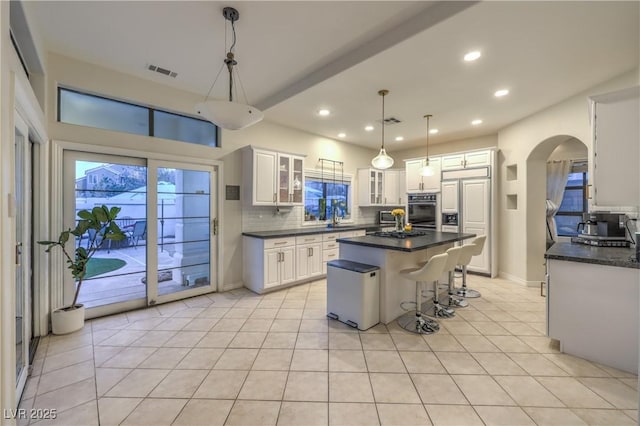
[525,135,589,282]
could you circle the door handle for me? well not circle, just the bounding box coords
[15,242,22,265]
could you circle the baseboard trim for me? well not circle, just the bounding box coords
[498,271,540,287]
[221,281,244,292]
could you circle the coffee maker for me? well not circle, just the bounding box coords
[572,212,630,247]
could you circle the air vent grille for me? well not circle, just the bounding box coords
[147,64,178,78]
[378,117,402,125]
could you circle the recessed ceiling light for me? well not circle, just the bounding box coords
[429,128,439,134]
[337,132,346,138]
[318,109,331,116]
[364,125,374,132]
[471,119,483,125]
[464,50,481,62]
[395,136,404,141]
[494,89,509,98]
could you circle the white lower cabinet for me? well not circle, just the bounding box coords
[263,245,295,290]
[244,229,366,293]
[296,243,322,281]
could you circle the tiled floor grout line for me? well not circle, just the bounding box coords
[23,278,638,426]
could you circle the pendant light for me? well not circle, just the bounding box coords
[419,114,434,176]
[195,7,264,130]
[371,89,394,170]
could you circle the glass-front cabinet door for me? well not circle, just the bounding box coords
[291,157,303,204]
[278,154,291,204]
[369,170,383,205]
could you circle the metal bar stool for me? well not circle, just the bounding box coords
[423,246,462,318]
[455,235,486,298]
[398,252,449,334]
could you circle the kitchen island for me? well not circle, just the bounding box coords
[337,231,475,324]
[545,242,639,373]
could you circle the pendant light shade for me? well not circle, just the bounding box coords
[371,89,394,170]
[196,7,264,131]
[419,114,434,176]
[196,100,263,131]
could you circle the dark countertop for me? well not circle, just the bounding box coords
[242,224,381,239]
[545,242,639,269]
[337,231,476,252]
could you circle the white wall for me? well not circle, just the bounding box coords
[45,53,379,290]
[548,138,588,161]
[497,68,639,285]
[391,134,497,161]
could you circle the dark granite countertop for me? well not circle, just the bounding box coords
[337,231,476,252]
[545,242,639,269]
[242,224,381,239]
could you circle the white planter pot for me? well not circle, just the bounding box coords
[51,305,85,335]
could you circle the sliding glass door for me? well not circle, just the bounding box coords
[63,152,217,318]
[14,113,32,400]
[148,161,217,305]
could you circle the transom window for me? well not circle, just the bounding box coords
[58,87,219,147]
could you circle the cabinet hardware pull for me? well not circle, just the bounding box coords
[274,241,287,245]
[305,238,314,242]
[273,193,277,203]
[212,218,218,235]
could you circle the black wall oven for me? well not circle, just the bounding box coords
[408,193,437,229]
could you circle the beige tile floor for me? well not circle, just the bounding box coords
[20,275,638,425]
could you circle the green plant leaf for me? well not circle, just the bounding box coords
[78,210,92,220]
[93,207,108,222]
[109,206,122,219]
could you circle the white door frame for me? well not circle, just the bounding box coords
[14,111,31,400]
[50,140,224,317]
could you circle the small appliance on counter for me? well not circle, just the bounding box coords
[378,210,396,225]
[572,212,631,247]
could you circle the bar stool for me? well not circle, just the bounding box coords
[397,252,449,334]
[423,246,462,318]
[443,246,469,308]
[455,235,486,298]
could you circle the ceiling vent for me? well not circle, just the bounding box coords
[379,117,402,125]
[146,64,178,78]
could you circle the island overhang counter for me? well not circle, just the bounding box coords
[337,231,476,324]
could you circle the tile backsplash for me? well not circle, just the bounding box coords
[242,206,380,232]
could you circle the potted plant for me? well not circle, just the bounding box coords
[39,205,127,334]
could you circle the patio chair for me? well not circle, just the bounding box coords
[129,220,147,248]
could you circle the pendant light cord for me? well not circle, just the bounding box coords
[424,114,432,164]
[381,92,386,150]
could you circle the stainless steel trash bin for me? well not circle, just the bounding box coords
[327,259,380,331]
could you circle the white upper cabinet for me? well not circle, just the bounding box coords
[383,170,406,206]
[441,150,491,170]
[441,180,459,213]
[358,168,405,206]
[244,147,305,206]
[253,150,277,205]
[405,157,441,193]
[590,86,640,209]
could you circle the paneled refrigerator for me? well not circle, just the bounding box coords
[440,167,493,276]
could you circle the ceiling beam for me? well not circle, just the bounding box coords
[256,1,479,111]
